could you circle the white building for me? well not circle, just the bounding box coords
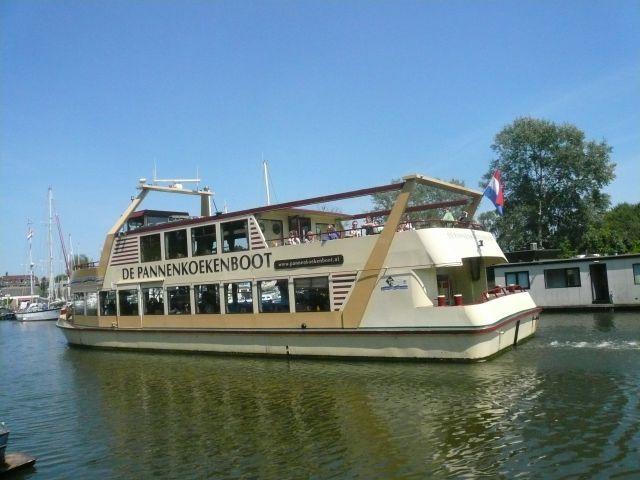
[493,254,640,309]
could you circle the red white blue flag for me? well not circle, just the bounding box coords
[484,169,504,216]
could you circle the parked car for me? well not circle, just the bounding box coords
[0,307,16,320]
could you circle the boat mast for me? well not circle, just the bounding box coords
[48,187,55,301]
[27,220,34,299]
[263,156,271,206]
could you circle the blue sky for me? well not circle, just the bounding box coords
[1,0,638,276]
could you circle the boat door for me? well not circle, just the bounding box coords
[436,274,453,305]
[589,263,610,304]
[288,216,311,237]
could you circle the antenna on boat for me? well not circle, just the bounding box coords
[263,154,271,206]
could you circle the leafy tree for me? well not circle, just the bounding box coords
[73,253,90,266]
[579,202,640,254]
[484,117,615,250]
[371,178,467,221]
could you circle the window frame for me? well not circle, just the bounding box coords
[99,290,117,316]
[258,278,290,313]
[505,271,530,289]
[118,288,140,316]
[140,233,162,263]
[224,281,254,314]
[164,228,189,260]
[194,283,221,314]
[167,285,191,315]
[294,276,330,313]
[544,267,581,289]
[633,264,640,285]
[73,292,86,316]
[142,286,165,315]
[221,219,250,253]
[191,224,218,256]
[85,292,98,316]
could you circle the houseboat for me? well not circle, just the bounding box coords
[493,253,640,309]
[57,174,540,360]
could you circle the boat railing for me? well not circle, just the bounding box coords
[73,262,100,271]
[480,285,524,302]
[268,220,485,246]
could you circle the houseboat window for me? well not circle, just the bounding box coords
[195,284,220,314]
[294,276,330,312]
[165,229,188,260]
[127,217,144,231]
[86,292,98,316]
[505,271,530,289]
[99,291,117,316]
[222,220,249,253]
[141,234,161,262]
[258,219,284,247]
[167,286,191,315]
[225,281,253,314]
[118,289,139,316]
[142,287,165,315]
[633,264,640,285]
[73,292,85,316]
[544,268,581,288]
[258,279,290,313]
[192,225,217,256]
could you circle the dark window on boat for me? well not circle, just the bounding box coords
[165,229,188,260]
[142,287,165,315]
[192,225,217,256]
[258,279,290,313]
[294,276,330,312]
[194,284,220,314]
[258,219,284,247]
[141,234,161,262]
[86,292,98,316]
[222,220,249,253]
[544,267,581,288]
[99,291,117,316]
[73,292,85,316]
[505,271,530,289]
[633,264,640,285]
[167,286,191,315]
[224,281,253,314]
[118,289,139,316]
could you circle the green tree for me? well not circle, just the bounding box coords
[579,202,640,254]
[485,117,615,250]
[73,253,90,266]
[371,178,467,221]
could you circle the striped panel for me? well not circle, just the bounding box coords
[110,236,140,265]
[331,272,358,311]
[248,217,266,250]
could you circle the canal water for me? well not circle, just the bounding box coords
[1,312,639,479]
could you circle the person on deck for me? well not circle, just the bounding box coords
[363,216,376,236]
[347,220,361,237]
[286,230,301,245]
[442,209,455,226]
[326,225,340,240]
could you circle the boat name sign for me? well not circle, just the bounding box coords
[121,253,273,280]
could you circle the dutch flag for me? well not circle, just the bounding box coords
[484,169,504,216]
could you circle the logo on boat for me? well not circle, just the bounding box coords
[381,276,408,291]
[274,255,344,270]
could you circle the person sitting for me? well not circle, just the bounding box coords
[363,216,376,235]
[303,230,315,243]
[373,218,384,234]
[285,230,301,245]
[347,220,361,237]
[457,210,470,225]
[326,225,340,240]
[441,209,455,226]
[401,215,414,231]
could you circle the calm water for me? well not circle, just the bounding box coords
[1,312,639,479]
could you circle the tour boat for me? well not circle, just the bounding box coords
[57,174,540,361]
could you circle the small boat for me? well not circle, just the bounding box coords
[58,173,540,361]
[0,423,37,475]
[15,302,60,322]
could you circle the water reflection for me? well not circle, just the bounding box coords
[2,312,640,479]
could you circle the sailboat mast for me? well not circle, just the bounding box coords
[48,187,55,301]
[27,220,34,298]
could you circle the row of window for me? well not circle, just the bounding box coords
[73,276,331,317]
[506,265,640,289]
[140,219,249,262]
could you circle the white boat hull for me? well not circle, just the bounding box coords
[16,308,61,322]
[57,309,539,361]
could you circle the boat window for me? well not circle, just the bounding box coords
[544,268,581,288]
[224,281,253,314]
[142,287,165,315]
[258,279,290,313]
[258,219,284,247]
[194,284,220,314]
[141,234,161,262]
[505,271,530,289]
[86,292,98,316]
[192,225,217,256]
[165,229,188,260]
[294,276,330,312]
[167,286,191,315]
[118,289,139,316]
[222,220,249,253]
[73,292,85,316]
[99,291,117,316]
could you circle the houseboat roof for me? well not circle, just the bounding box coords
[494,252,640,268]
